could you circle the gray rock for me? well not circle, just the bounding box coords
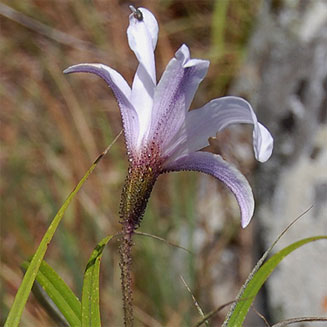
[232,0,327,324]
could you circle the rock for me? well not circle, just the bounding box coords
[232,0,327,324]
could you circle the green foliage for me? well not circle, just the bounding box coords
[223,236,327,327]
[211,0,229,55]
[17,236,112,327]
[5,154,104,327]
[81,235,112,327]
[22,260,81,327]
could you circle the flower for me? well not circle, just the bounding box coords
[64,7,274,325]
[64,7,273,229]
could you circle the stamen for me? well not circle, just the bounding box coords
[129,5,143,21]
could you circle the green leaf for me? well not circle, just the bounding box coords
[22,260,81,326]
[81,235,112,327]
[4,131,121,327]
[225,235,327,327]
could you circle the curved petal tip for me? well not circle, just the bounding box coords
[164,152,255,228]
[254,123,274,162]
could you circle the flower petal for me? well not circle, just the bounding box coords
[165,96,273,162]
[163,151,255,227]
[64,63,139,152]
[127,8,159,148]
[148,44,209,151]
[127,7,158,85]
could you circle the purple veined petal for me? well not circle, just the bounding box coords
[147,44,209,151]
[176,45,210,111]
[164,96,273,163]
[64,63,139,152]
[127,7,158,85]
[163,151,255,228]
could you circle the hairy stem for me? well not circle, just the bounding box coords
[119,224,134,327]
[119,151,162,326]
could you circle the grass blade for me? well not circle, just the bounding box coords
[225,235,327,327]
[5,163,96,327]
[211,0,229,55]
[81,235,112,327]
[22,260,81,326]
[5,132,121,327]
[222,206,313,326]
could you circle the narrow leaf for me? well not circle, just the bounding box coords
[225,236,327,327]
[5,132,121,327]
[22,260,81,326]
[82,235,112,327]
[222,206,313,326]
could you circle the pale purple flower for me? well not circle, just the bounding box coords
[64,7,273,228]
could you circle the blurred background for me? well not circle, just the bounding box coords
[1,0,326,326]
